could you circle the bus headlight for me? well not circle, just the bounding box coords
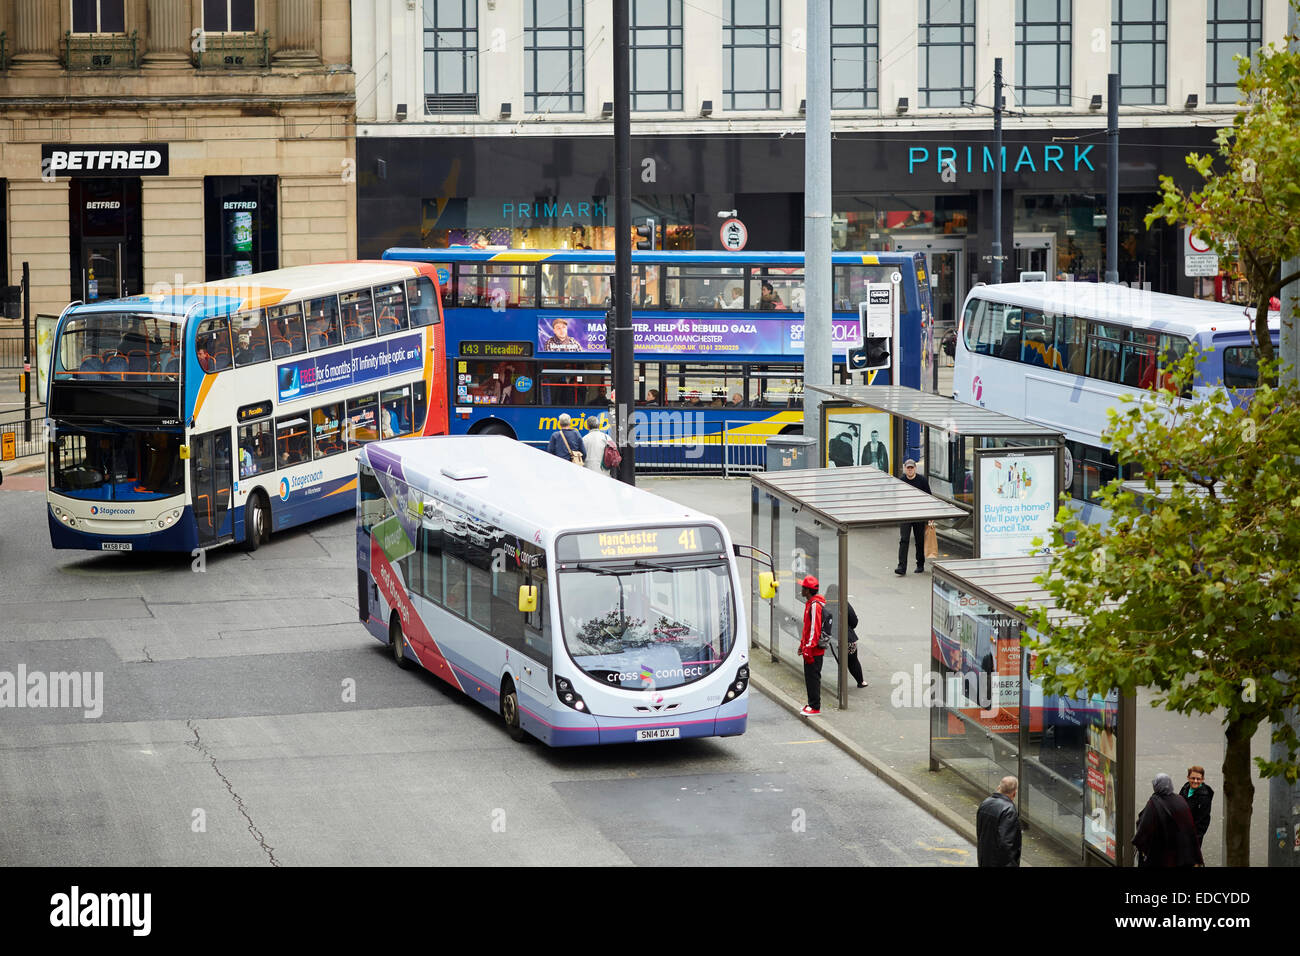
[555,676,588,713]
[725,664,750,701]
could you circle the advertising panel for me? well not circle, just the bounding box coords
[277,332,423,402]
[974,447,1059,558]
[824,405,893,470]
[536,315,862,356]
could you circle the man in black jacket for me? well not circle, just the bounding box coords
[896,458,932,574]
[976,776,1021,867]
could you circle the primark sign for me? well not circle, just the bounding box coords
[41,143,169,178]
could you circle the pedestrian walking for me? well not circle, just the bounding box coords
[1178,766,1214,848]
[824,584,866,688]
[976,776,1022,867]
[798,574,826,716]
[1133,773,1203,867]
[546,413,585,464]
[896,458,931,575]
[581,415,616,476]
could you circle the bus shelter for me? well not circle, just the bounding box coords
[930,556,1135,866]
[751,466,965,710]
[808,384,1065,552]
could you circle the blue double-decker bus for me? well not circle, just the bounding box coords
[382,248,932,471]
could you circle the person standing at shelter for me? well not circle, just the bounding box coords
[896,458,931,575]
[976,776,1021,867]
[547,413,585,464]
[1133,773,1203,867]
[824,584,866,688]
[1178,766,1214,848]
[582,415,616,477]
[798,575,827,716]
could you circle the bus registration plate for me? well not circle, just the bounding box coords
[636,727,679,741]
[101,542,132,551]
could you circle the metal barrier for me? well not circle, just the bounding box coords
[0,331,25,368]
[1,414,45,463]
[723,418,793,476]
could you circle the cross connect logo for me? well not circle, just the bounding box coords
[278,478,290,501]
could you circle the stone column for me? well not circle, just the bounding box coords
[143,0,192,69]
[273,0,320,67]
[11,0,60,70]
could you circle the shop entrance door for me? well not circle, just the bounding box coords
[892,238,964,337]
[189,429,233,547]
[1014,233,1056,279]
[69,178,143,302]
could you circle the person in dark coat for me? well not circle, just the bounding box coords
[546,413,585,463]
[976,776,1021,867]
[824,585,867,688]
[1133,773,1204,867]
[1178,766,1214,848]
[896,458,932,575]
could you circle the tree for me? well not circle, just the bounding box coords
[1022,355,1300,867]
[1146,17,1300,373]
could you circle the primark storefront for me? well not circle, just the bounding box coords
[357,125,1219,333]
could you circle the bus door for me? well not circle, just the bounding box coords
[190,429,233,545]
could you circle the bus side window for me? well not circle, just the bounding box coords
[374,283,408,335]
[275,416,311,467]
[306,296,341,349]
[358,465,387,535]
[421,509,446,606]
[341,289,376,342]
[960,298,983,354]
[412,381,429,433]
[196,317,232,371]
[406,276,441,327]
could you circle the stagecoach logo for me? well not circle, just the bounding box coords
[89,505,135,516]
[278,478,290,501]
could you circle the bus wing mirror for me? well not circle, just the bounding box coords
[518,585,538,614]
[179,444,191,460]
[759,572,777,600]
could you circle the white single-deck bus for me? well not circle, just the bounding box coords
[47,261,448,552]
[952,282,1279,518]
[356,435,754,745]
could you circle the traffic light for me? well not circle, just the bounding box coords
[635,217,656,250]
[605,308,617,345]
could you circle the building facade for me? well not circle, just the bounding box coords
[354,0,1289,330]
[0,0,355,319]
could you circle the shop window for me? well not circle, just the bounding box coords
[1112,0,1167,105]
[267,303,306,358]
[723,0,781,110]
[918,0,975,108]
[525,0,584,113]
[203,0,255,32]
[831,0,879,109]
[204,176,277,280]
[340,289,376,343]
[311,403,345,458]
[237,420,274,478]
[631,0,683,111]
[73,0,125,33]
[231,309,269,367]
[306,296,342,350]
[275,416,311,466]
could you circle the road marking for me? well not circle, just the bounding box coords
[777,739,829,745]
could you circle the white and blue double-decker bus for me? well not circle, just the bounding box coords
[381,247,934,470]
[357,435,753,746]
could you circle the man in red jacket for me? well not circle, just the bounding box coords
[799,575,826,716]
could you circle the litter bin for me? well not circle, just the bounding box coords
[765,434,816,471]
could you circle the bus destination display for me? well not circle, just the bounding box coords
[558,525,724,561]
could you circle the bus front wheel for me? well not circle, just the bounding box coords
[243,492,269,552]
[390,614,409,670]
[500,678,527,742]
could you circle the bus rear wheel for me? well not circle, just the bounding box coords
[473,421,515,439]
[243,492,269,552]
[390,614,409,670]
[500,679,526,742]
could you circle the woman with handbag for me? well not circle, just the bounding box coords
[824,585,867,688]
[546,413,586,464]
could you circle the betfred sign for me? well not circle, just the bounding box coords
[41,144,169,178]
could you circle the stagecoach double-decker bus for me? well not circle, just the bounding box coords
[381,247,933,470]
[46,261,447,552]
